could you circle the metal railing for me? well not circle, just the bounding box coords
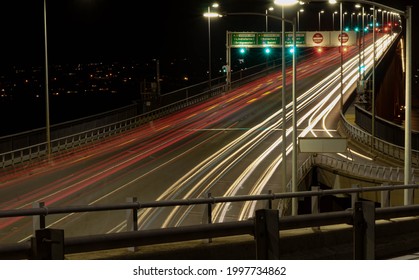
[0,183,418,259]
[340,111,419,167]
[313,153,416,183]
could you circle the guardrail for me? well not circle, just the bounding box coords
[340,110,419,167]
[0,183,418,259]
[313,153,416,183]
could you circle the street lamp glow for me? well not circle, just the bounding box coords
[273,0,299,6]
[203,12,221,18]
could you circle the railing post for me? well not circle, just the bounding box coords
[206,192,213,243]
[311,186,320,214]
[351,184,360,209]
[311,186,320,231]
[126,197,138,232]
[267,190,273,209]
[353,201,375,260]
[380,183,390,208]
[32,202,46,232]
[254,209,280,260]
[31,228,64,260]
[126,197,139,252]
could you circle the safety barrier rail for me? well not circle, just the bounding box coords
[0,183,418,259]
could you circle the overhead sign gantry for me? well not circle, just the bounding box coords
[227,31,357,48]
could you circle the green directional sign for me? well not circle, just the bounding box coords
[285,32,306,45]
[257,33,281,46]
[229,32,306,48]
[231,33,257,47]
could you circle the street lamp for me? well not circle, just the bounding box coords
[351,12,356,29]
[43,0,51,158]
[266,7,274,31]
[274,0,298,216]
[318,10,324,30]
[203,3,220,89]
[332,11,338,30]
[343,11,348,29]
[297,9,304,31]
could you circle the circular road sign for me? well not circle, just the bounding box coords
[312,33,324,44]
[338,33,349,43]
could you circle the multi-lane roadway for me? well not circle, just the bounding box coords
[0,32,397,244]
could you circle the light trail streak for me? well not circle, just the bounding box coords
[232,34,395,221]
[153,33,397,227]
[3,33,398,242]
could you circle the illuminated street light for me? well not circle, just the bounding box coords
[43,0,51,158]
[274,0,298,5]
[266,7,274,31]
[203,3,220,89]
[332,11,338,30]
[274,0,298,216]
[318,10,324,30]
[297,8,304,31]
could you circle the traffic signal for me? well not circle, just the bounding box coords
[264,47,271,54]
[239,48,246,55]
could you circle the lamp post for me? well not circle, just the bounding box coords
[351,12,355,29]
[43,0,51,158]
[226,0,299,215]
[274,0,298,216]
[343,11,348,29]
[297,8,304,31]
[332,11,338,30]
[266,7,274,31]
[204,3,219,89]
[318,10,324,30]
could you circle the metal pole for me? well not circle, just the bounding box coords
[340,2,343,111]
[404,6,413,203]
[362,7,365,79]
[318,12,321,30]
[156,59,161,96]
[372,6,376,150]
[266,9,268,32]
[281,7,287,202]
[226,31,231,90]
[297,11,300,31]
[44,0,51,158]
[292,19,297,216]
[207,6,212,89]
[333,13,335,31]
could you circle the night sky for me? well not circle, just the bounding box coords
[0,0,416,69]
